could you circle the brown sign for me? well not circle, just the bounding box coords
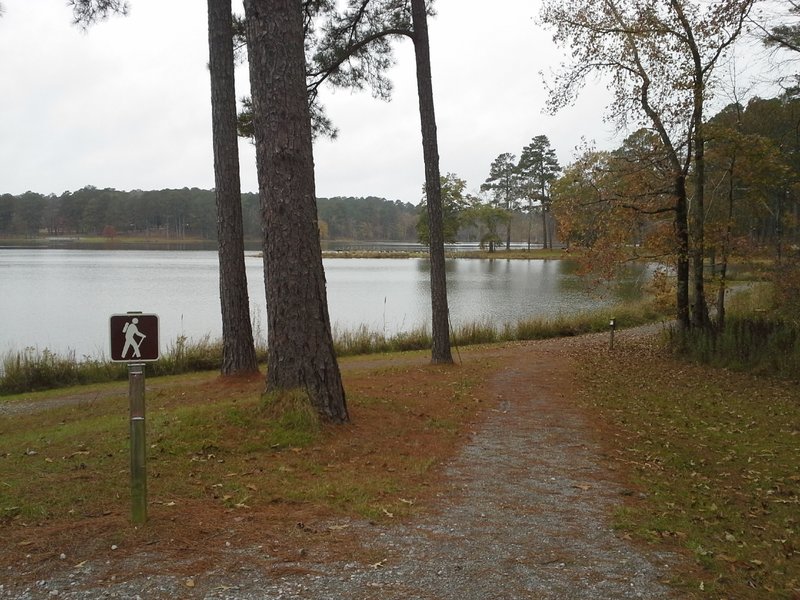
[110,313,160,362]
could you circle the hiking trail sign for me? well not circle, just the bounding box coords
[110,313,160,362]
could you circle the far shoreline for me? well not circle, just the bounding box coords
[0,236,571,260]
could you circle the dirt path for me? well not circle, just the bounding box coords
[222,334,677,600]
[1,329,681,599]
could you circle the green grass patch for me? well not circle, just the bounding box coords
[259,389,322,449]
[0,336,268,396]
[0,348,127,394]
[511,299,663,341]
[1,357,484,532]
[334,299,666,357]
[332,323,432,356]
[579,336,800,598]
[0,405,130,521]
[452,320,499,345]
[669,283,800,380]
[670,316,800,378]
[0,386,324,522]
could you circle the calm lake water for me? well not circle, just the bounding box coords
[0,249,649,359]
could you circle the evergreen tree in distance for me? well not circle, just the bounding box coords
[517,135,560,250]
[481,153,519,250]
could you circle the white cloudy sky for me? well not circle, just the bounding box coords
[0,0,781,205]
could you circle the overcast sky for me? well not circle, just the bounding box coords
[0,0,775,205]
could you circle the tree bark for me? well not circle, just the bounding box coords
[243,0,348,422]
[675,174,691,331]
[687,36,710,329]
[540,203,548,250]
[690,114,710,329]
[717,156,737,331]
[527,199,532,251]
[410,0,453,365]
[207,0,259,375]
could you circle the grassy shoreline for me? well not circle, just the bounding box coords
[320,248,571,260]
[1,301,662,396]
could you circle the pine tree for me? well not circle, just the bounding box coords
[244,0,348,421]
[207,0,259,375]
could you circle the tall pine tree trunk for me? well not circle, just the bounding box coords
[410,0,452,365]
[207,0,258,375]
[243,0,348,422]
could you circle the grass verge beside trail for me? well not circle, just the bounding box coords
[578,336,800,599]
[0,355,492,562]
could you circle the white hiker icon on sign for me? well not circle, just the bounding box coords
[110,313,159,362]
[121,317,147,359]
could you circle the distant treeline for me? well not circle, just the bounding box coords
[0,188,420,242]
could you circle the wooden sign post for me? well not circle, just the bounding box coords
[110,313,160,524]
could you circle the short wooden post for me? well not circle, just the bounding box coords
[128,363,147,524]
[609,318,616,351]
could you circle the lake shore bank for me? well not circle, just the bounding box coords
[1,299,664,395]
[0,236,570,260]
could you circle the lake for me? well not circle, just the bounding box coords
[0,249,649,360]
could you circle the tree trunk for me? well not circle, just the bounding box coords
[675,174,691,330]
[527,199,532,251]
[776,189,785,264]
[541,207,548,250]
[243,0,348,422]
[207,0,259,375]
[410,0,453,365]
[717,159,737,332]
[690,89,710,329]
[540,179,549,250]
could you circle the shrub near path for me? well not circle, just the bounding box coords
[0,328,749,599]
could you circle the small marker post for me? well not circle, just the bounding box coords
[110,312,159,525]
[128,362,147,524]
[609,318,616,351]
